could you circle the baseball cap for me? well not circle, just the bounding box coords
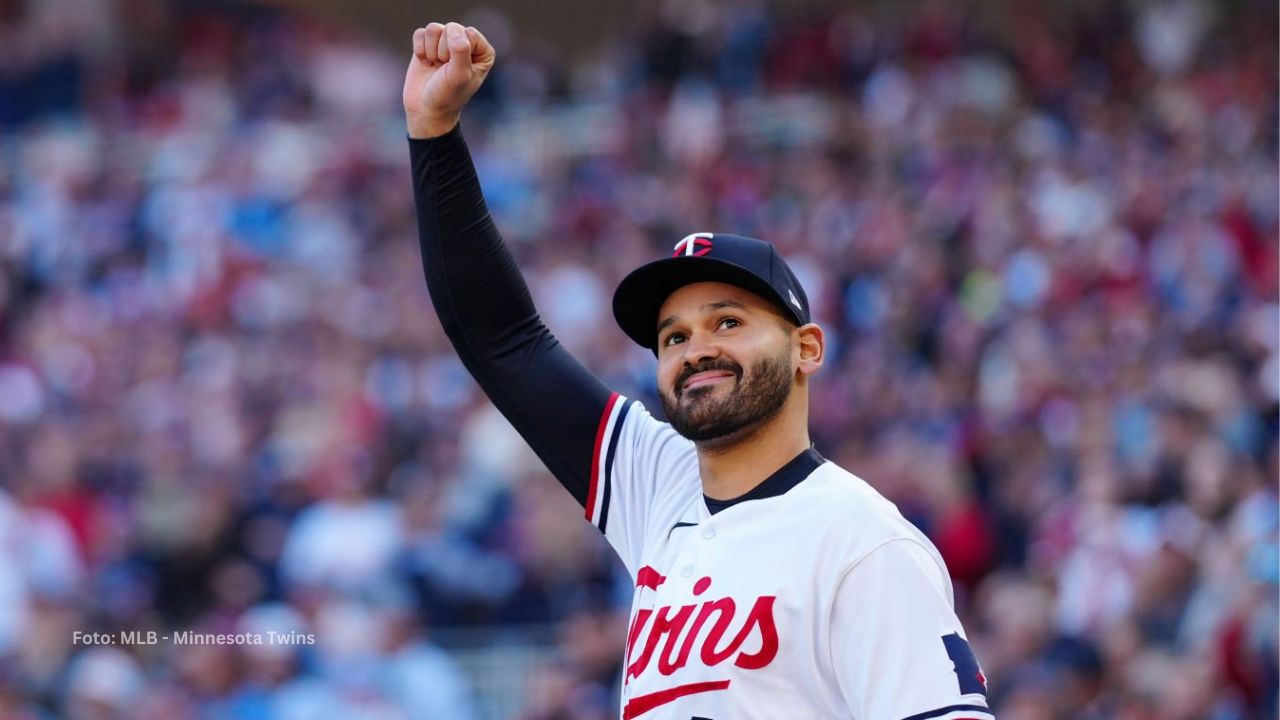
[612,233,811,350]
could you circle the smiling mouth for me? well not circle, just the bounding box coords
[682,371,735,393]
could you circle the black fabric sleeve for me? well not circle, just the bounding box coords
[409,123,615,507]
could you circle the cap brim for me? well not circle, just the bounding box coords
[612,256,796,350]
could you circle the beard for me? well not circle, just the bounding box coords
[659,348,793,446]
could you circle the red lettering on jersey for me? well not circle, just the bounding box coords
[625,576,780,689]
[732,596,779,669]
[672,595,733,672]
[692,596,737,665]
[636,566,667,591]
[626,608,653,665]
[657,611,698,676]
[622,680,730,719]
[627,604,695,680]
[701,596,778,668]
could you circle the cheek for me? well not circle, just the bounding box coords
[656,360,680,392]
[733,336,777,366]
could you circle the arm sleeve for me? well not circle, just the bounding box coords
[409,123,614,509]
[831,539,995,720]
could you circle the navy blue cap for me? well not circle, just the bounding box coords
[612,233,811,350]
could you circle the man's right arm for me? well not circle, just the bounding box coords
[401,23,693,562]
[409,120,617,511]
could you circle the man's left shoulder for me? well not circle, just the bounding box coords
[792,461,900,519]
[788,461,941,556]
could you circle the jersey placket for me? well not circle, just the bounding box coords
[622,506,722,711]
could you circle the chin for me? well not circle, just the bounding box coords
[688,420,767,452]
[673,403,777,449]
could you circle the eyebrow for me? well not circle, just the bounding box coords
[656,300,750,335]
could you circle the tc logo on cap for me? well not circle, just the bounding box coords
[673,233,714,257]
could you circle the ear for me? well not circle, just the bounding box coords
[794,322,824,377]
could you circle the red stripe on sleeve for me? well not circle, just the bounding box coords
[585,392,620,524]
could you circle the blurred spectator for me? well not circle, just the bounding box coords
[279,444,401,593]
[62,647,143,720]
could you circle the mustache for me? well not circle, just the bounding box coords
[675,359,742,395]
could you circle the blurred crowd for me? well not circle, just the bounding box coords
[0,0,1276,718]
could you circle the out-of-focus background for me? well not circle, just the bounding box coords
[0,0,1276,718]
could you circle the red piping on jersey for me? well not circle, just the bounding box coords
[622,680,731,719]
[586,392,621,524]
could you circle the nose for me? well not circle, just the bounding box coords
[682,327,722,366]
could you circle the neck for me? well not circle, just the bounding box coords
[695,395,811,500]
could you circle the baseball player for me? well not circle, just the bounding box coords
[404,22,995,720]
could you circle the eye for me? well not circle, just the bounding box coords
[718,317,741,330]
[662,332,687,347]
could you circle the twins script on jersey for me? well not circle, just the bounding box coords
[584,394,995,720]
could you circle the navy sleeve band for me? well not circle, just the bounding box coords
[899,705,994,720]
[410,123,615,507]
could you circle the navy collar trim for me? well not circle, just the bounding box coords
[704,447,825,515]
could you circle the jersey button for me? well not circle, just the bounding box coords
[701,528,716,540]
[680,566,694,577]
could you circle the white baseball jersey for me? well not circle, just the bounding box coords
[585,394,995,720]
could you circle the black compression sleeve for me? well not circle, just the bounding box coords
[410,124,614,507]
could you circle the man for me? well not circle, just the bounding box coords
[403,21,995,720]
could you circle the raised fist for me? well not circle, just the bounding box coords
[403,22,495,138]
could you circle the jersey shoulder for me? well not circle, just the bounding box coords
[617,399,698,471]
[790,461,948,574]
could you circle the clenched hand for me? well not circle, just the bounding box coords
[403,22,495,139]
